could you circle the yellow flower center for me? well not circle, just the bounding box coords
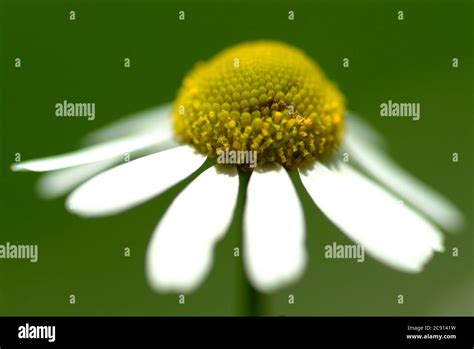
[173,41,346,169]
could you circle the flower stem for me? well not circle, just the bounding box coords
[237,170,266,316]
[245,281,265,316]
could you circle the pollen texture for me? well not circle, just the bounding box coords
[173,41,346,169]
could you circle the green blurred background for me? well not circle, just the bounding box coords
[0,0,472,316]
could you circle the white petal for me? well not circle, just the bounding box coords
[11,132,167,172]
[36,158,119,199]
[344,120,464,232]
[66,145,206,217]
[299,162,444,273]
[244,164,307,292]
[146,165,239,293]
[345,112,386,147]
[83,103,173,144]
[36,139,180,199]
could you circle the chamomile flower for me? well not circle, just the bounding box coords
[12,41,464,293]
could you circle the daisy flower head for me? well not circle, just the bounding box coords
[12,41,464,294]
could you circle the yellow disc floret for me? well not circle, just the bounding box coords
[173,41,346,169]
